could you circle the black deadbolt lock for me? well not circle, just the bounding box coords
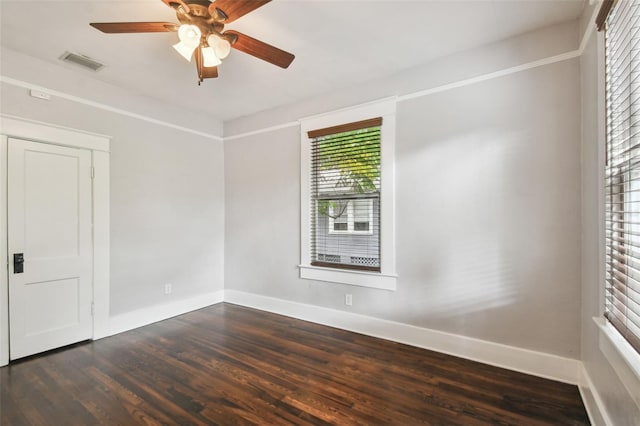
[14,253,24,274]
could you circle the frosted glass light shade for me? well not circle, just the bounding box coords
[178,24,201,48]
[202,46,222,67]
[173,42,196,61]
[207,34,231,59]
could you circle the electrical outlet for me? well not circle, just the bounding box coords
[164,283,172,295]
[345,294,353,306]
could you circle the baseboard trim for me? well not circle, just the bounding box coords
[100,289,581,385]
[107,290,224,337]
[224,290,580,385]
[579,364,613,426]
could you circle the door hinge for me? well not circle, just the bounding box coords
[91,167,95,179]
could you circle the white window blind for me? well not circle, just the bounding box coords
[308,118,382,272]
[603,0,640,353]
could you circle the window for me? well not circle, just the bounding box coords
[312,121,380,271]
[327,199,377,235]
[299,99,397,290]
[600,0,640,354]
[328,191,375,235]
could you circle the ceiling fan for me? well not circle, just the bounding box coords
[90,0,295,84]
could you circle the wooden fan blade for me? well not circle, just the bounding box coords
[209,0,271,23]
[195,48,219,79]
[90,22,178,33]
[225,30,294,69]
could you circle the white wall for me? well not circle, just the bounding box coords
[579,21,640,425]
[224,22,582,359]
[0,52,225,319]
[107,116,225,316]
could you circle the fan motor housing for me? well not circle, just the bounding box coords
[175,3,226,37]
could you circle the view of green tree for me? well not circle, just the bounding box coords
[313,126,381,218]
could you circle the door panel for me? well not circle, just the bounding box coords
[25,149,81,258]
[8,138,93,360]
[24,278,81,336]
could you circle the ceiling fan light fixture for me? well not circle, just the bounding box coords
[90,0,295,84]
[207,34,231,59]
[173,41,196,61]
[202,46,222,67]
[177,24,201,48]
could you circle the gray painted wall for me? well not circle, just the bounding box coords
[0,51,225,317]
[225,23,582,359]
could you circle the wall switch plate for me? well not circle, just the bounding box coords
[345,294,353,306]
[164,283,172,295]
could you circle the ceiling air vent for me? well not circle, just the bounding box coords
[59,51,105,72]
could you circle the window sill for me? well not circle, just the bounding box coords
[299,264,397,290]
[593,317,640,409]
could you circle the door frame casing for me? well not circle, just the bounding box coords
[0,115,111,366]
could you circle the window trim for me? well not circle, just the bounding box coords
[600,0,640,356]
[594,317,640,408]
[595,1,640,389]
[299,98,397,290]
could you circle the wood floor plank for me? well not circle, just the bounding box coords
[0,303,589,425]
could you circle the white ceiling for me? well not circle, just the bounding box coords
[1,0,586,122]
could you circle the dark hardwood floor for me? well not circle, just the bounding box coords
[1,303,589,425]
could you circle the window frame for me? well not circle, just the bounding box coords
[595,0,640,397]
[299,98,397,290]
[601,0,640,356]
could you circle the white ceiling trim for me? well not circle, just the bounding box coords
[224,6,597,143]
[397,49,580,103]
[224,121,299,142]
[0,0,587,122]
[225,47,582,142]
[1,41,585,146]
[0,75,223,142]
[579,6,599,54]
[1,10,597,145]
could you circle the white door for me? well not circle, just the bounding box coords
[8,138,93,360]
